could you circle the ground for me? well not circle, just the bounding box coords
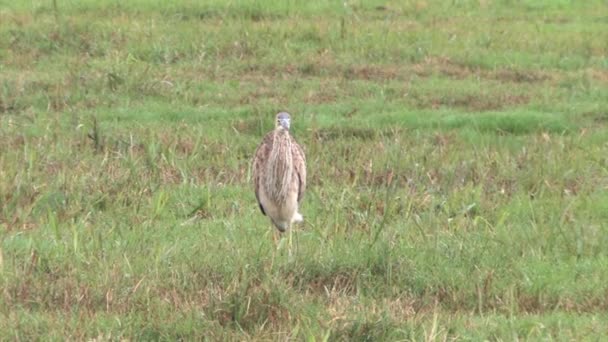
[1,0,607,340]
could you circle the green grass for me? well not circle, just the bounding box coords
[1,0,608,339]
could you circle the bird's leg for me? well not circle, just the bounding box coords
[274,228,288,258]
[272,228,279,246]
[270,226,281,271]
[288,226,293,260]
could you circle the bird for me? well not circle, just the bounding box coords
[252,112,306,251]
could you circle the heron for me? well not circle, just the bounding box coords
[252,112,306,254]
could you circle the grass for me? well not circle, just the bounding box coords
[1,0,608,339]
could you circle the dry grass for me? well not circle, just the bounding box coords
[1,0,608,340]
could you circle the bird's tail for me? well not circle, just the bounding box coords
[292,212,303,223]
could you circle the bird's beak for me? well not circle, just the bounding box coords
[279,118,290,130]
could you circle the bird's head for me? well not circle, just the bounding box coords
[275,112,291,131]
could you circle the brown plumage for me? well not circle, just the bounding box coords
[252,112,306,232]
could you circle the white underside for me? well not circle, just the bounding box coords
[258,187,302,231]
[292,212,303,223]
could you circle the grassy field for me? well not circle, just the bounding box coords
[1,0,608,339]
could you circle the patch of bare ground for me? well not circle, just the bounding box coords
[326,296,417,328]
[210,284,292,331]
[303,87,338,104]
[343,65,401,81]
[243,60,404,82]
[323,287,608,335]
[490,68,552,83]
[421,284,608,315]
[3,261,226,316]
[414,56,553,83]
[303,272,359,296]
[410,92,530,111]
[5,258,607,332]
[504,291,608,314]
[232,118,261,135]
[581,111,608,123]
[588,68,608,83]
[238,56,554,87]
[313,126,377,141]
[221,55,558,111]
[239,86,288,106]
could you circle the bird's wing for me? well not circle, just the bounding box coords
[252,131,274,215]
[291,136,307,203]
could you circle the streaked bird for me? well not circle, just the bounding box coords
[252,112,306,240]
